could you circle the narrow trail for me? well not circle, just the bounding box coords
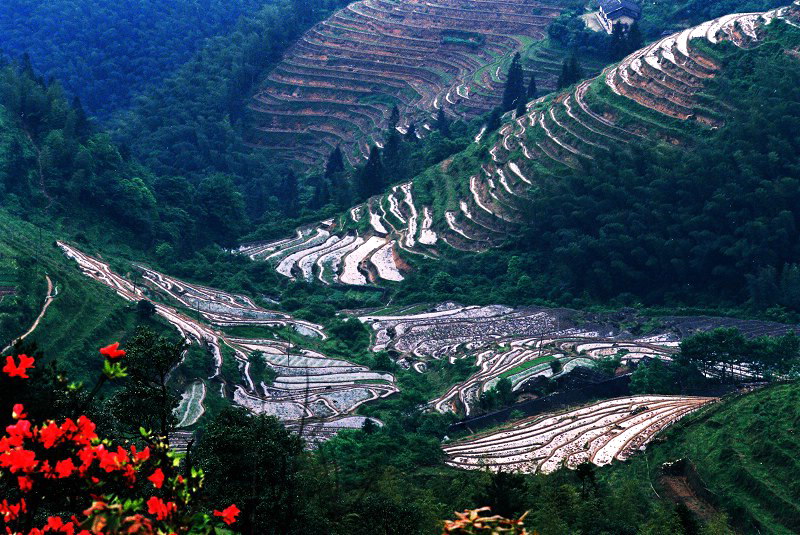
[2,274,56,353]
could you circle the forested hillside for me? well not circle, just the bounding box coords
[114,0,350,224]
[0,0,269,117]
[249,6,800,312]
[618,381,800,534]
[0,62,249,254]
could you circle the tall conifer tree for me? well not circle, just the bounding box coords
[502,52,525,111]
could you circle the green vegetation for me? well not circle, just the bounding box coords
[442,30,486,47]
[0,213,180,382]
[393,26,800,312]
[114,0,352,228]
[499,356,556,379]
[616,381,800,534]
[0,0,269,118]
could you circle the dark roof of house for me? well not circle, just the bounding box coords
[599,0,641,18]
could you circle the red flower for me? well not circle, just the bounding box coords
[213,504,240,525]
[0,448,37,473]
[46,516,68,531]
[146,496,176,521]
[131,445,150,462]
[17,475,33,492]
[12,403,26,419]
[99,342,126,360]
[2,354,35,378]
[6,418,33,443]
[147,468,165,489]
[40,421,64,449]
[55,458,76,478]
[73,415,97,445]
[0,498,27,522]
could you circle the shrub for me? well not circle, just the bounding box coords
[0,343,239,534]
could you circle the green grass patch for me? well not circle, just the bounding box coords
[609,382,800,534]
[499,355,556,378]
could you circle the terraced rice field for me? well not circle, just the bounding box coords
[355,302,684,413]
[430,336,678,415]
[361,303,571,358]
[175,380,206,428]
[355,302,791,417]
[444,395,716,473]
[249,0,563,165]
[58,242,397,439]
[238,183,424,286]
[246,4,800,285]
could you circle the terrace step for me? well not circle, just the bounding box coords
[248,0,564,166]
[241,6,794,285]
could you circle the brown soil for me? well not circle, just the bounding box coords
[658,474,722,525]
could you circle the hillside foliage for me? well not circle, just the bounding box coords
[620,381,800,534]
[0,0,269,118]
[391,28,800,310]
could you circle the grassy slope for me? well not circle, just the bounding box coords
[609,382,800,534]
[0,212,178,383]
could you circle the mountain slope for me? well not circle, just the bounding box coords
[0,213,181,382]
[612,381,800,534]
[0,0,268,118]
[248,0,564,166]
[245,2,800,305]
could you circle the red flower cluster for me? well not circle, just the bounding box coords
[0,343,239,535]
[0,499,27,523]
[27,515,92,535]
[3,355,35,379]
[146,497,177,521]
[0,403,151,488]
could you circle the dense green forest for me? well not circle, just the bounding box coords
[523,35,800,305]
[0,0,269,118]
[391,27,800,313]
[0,60,251,253]
[113,0,349,224]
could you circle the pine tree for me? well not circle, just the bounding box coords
[568,55,583,84]
[383,130,403,180]
[325,146,345,178]
[486,107,503,132]
[515,98,527,119]
[404,122,418,142]
[502,52,525,111]
[626,22,643,54]
[329,165,352,208]
[611,22,627,59]
[436,108,450,137]
[281,170,299,217]
[558,55,584,89]
[527,72,538,99]
[557,60,569,89]
[312,177,330,208]
[358,146,385,199]
[388,105,400,130]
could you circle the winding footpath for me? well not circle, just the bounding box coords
[2,274,56,353]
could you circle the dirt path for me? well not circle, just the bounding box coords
[659,474,721,525]
[2,275,55,353]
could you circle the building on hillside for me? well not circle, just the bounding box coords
[596,0,641,33]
